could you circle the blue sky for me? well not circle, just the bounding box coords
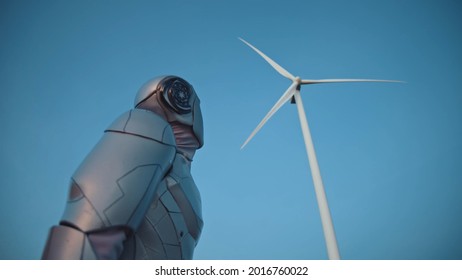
[1,0,461,260]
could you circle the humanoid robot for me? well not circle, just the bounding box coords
[42,75,204,259]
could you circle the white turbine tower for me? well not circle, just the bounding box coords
[239,38,403,260]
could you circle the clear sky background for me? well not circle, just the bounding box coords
[1,0,461,260]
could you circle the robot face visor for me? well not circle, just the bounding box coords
[161,78,195,115]
[135,75,204,148]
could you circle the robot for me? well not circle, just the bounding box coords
[42,75,204,259]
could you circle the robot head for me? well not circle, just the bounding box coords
[134,75,204,150]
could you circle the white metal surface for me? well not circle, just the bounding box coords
[293,90,340,260]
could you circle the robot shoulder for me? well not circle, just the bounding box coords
[106,109,176,146]
[61,109,177,233]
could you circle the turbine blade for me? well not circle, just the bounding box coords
[301,79,405,84]
[241,82,298,149]
[239,37,295,81]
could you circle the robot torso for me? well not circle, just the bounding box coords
[42,76,204,260]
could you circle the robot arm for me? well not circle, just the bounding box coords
[42,109,176,259]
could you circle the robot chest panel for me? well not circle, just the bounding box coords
[134,156,203,259]
[162,154,202,222]
[145,170,203,243]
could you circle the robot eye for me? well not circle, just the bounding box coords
[164,80,192,114]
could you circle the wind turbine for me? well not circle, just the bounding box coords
[239,37,403,260]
